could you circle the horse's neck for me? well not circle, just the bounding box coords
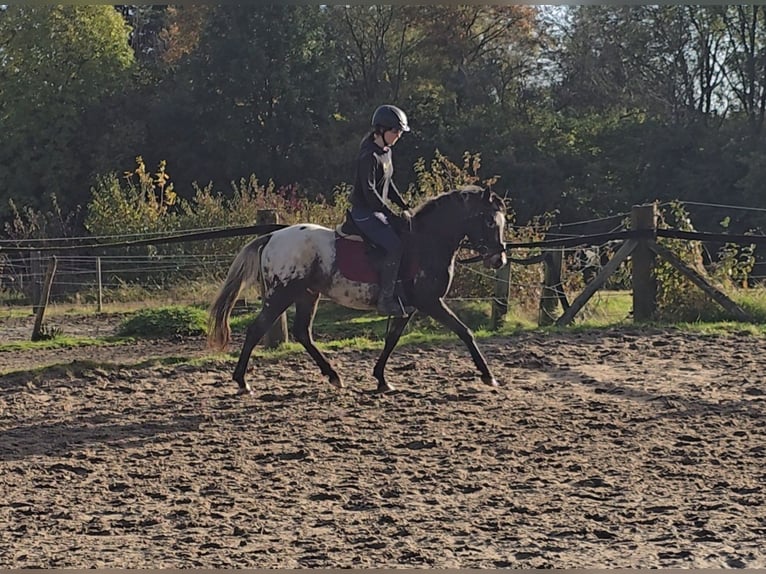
[413,204,467,262]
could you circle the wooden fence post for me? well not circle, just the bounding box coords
[631,203,658,322]
[490,261,511,330]
[30,250,42,314]
[31,256,57,341]
[539,249,563,326]
[256,209,288,348]
[96,256,103,313]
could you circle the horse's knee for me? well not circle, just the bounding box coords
[292,328,312,347]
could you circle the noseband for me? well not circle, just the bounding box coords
[454,205,506,264]
[458,240,506,264]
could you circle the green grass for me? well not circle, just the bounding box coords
[4,288,766,369]
[229,298,537,343]
[0,335,118,353]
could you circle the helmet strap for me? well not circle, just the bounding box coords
[373,130,387,149]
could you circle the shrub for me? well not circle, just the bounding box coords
[653,201,752,322]
[85,156,181,239]
[117,305,208,338]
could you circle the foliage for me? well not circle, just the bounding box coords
[654,202,723,321]
[3,194,83,303]
[144,5,338,199]
[651,201,758,322]
[709,216,757,287]
[0,5,136,217]
[117,305,208,338]
[176,176,348,258]
[85,155,347,241]
[85,156,180,238]
[411,150,496,199]
[4,194,82,242]
[5,5,766,322]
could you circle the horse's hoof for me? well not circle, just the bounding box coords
[236,386,253,396]
[375,382,395,394]
[328,374,345,389]
[482,375,499,388]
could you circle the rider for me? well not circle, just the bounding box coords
[349,104,413,317]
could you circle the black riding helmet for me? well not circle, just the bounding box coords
[372,104,410,133]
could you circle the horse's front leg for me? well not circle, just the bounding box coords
[372,313,414,393]
[422,299,498,387]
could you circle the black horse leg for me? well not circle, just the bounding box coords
[372,313,414,393]
[292,291,343,388]
[232,292,295,395]
[423,300,498,387]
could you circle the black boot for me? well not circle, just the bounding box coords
[377,252,408,317]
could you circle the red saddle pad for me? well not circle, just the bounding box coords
[335,236,417,284]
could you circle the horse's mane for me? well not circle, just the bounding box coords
[413,185,486,219]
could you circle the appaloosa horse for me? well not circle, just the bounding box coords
[208,186,507,394]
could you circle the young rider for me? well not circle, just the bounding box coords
[349,104,413,317]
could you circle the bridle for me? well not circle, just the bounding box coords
[457,241,506,264]
[457,209,507,264]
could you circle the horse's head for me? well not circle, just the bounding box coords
[461,186,508,270]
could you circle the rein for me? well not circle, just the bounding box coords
[456,239,507,265]
[457,246,546,266]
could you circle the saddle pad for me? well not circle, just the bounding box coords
[335,236,380,284]
[335,236,418,285]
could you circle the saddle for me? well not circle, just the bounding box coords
[334,211,417,285]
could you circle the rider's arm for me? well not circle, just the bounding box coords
[388,180,410,211]
[359,153,396,217]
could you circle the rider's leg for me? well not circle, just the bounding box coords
[350,208,409,317]
[377,243,407,317]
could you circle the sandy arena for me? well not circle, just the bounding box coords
[1,322,765,567]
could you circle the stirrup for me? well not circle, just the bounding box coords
[377,296,412,317]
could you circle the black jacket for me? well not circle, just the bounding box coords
[349,136,408,217]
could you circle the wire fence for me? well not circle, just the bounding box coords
[2,199,765,331]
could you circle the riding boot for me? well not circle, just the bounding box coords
[377,252,408,317]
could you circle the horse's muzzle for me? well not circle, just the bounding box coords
[483,250,507,270]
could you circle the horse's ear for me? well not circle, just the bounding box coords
[482,187,491,201]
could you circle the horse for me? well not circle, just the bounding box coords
[208,185,508,395]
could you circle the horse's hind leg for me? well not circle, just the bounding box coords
[232,291,295,395]
[372,313,413,393]
[292,291,343,388]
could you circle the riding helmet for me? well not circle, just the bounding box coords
[371,104,410,132]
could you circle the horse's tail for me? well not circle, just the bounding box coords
[207,234,272,351]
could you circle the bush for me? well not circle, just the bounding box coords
[117,305,208,338]
[653,201,755,322]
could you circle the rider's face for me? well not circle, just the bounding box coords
[384,128,402,146]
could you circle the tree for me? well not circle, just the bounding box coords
[0,6,135,217]
[324,5,545,207]
[719,5,766,134]
[145,5,338,198]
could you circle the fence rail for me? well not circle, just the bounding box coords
[2,202,763,342]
